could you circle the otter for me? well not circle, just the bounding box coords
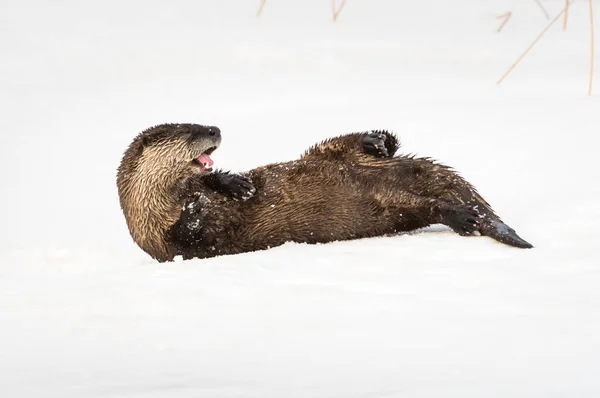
[117,123,532,262]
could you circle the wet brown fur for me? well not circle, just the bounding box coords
[118,125,531,262]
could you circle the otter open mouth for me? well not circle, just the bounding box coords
[193,146,217,171]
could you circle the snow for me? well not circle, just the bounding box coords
[1,0,599,397]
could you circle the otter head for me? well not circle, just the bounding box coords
[138,123,222,174]
[117,123,222,262]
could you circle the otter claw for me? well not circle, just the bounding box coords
[218,174,256,201]
[362,131,399,158]
[241,185,257,201]
[440,204,482,236]
[363,132,388,158]
[183,193,208,214]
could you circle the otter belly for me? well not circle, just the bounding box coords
[234,160,396,249]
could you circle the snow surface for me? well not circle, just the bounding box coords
[1,0,600,397]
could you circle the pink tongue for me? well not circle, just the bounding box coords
[197,153,214,169]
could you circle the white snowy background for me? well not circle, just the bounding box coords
[1,0,599,396]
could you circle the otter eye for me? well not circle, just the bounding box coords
[208,129,216,136]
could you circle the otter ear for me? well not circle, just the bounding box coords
[139,125,171,147]
[141,134,161,147]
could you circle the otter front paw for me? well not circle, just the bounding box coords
[362,131,398,158]
[440,204,482,236]
[183,193,208,214]
[217,174,256,201]
[180,193,209,231]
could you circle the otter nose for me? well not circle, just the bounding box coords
[207,126,221,138]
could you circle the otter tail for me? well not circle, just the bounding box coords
[478,216,533,249]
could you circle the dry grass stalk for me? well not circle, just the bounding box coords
[497,4,570,85]
[534,0,550,20]
[332,0,347,22]
[564,0,570,31]
[589,0,595,96]
[496,11,512,33]
[257,0,266,17]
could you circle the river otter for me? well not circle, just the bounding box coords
[116,123,532,262]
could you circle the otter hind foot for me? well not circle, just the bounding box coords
[480,218,534,249]
[439,203,483,236]
[362,131,399,158]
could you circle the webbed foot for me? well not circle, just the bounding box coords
[439,203,483,236]
[362,130,399,158]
